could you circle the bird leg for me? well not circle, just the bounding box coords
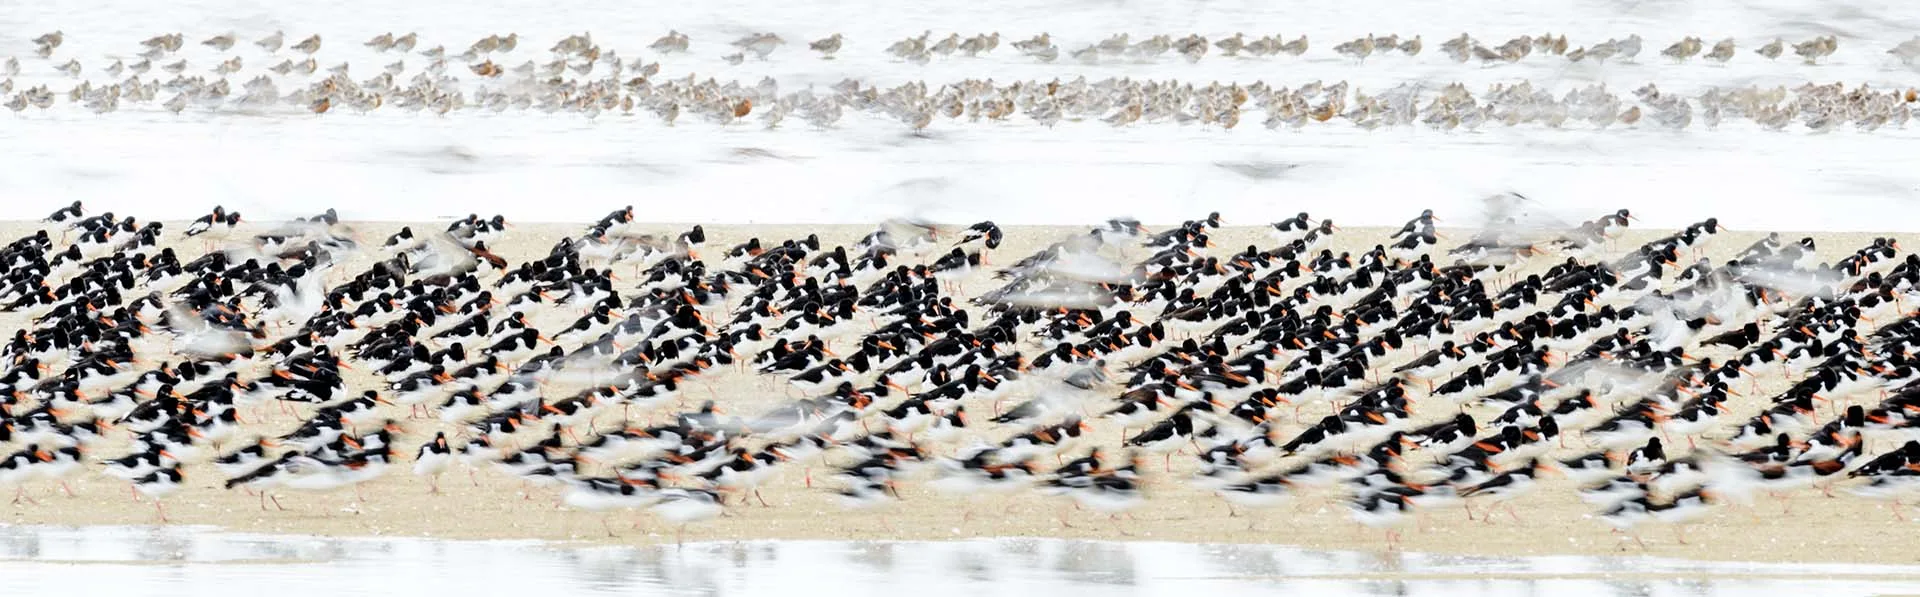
[1611,528,1647,549]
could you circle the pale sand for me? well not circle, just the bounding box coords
[1,217,1915,566]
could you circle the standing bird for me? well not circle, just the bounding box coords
[1703,38,1735,63]
[1459,459,1544,522]
[651,30,690,54]
[1615,34,1644,61]
[414,432,454,493]
[651,488,724,544]
[1793,36,1836,64]
[809,34,844,59]
[43,201,83,224]
[1889,36,1920,65]
[184,205,227,237]
[1398,35,1422,55]
[257,30,285,52]
[1661,37,1703,61]
[732,33,785,60]
[292,34,322,55]
[135,465,185,522]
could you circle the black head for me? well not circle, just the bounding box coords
[1453,413,1475,429]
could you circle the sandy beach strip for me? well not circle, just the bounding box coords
[1,218,1915,566]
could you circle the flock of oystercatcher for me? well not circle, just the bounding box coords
[2,200,1919,548]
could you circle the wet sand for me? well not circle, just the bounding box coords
[1,217,1916,566]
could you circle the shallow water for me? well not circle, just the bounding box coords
[0,526,1915,596]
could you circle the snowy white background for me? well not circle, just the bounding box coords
[3,0,1917,229]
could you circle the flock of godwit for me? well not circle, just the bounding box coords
[4,30,1917,130]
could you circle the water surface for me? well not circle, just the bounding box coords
[1,525,1916,596]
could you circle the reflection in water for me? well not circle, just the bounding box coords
[1001,536,1043,570]
[560,548,646,593]
[1053,539,1136,585]
[1203,543,1284,578]
[851,541,897,574]
[953,544,996,583]
[1,525,1918,596]
[0,530,40,560]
